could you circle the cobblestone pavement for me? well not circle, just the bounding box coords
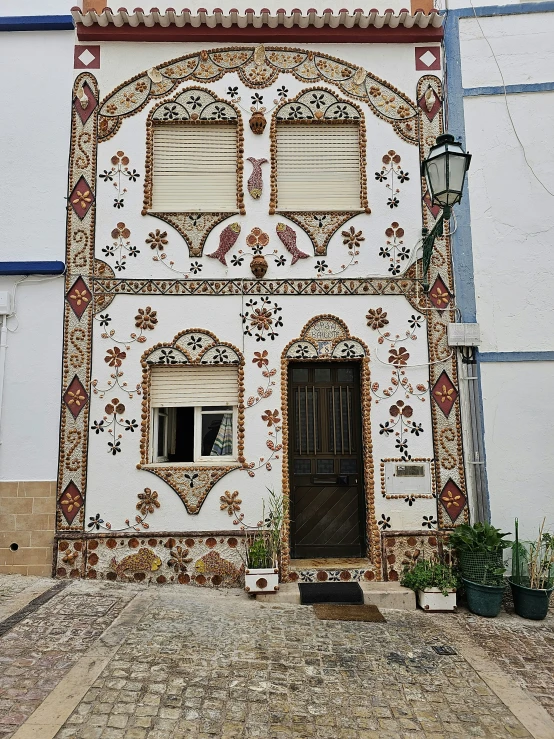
[0,576,44,614]
[438,606,554,721]
[0,578,139,738]
[1,575,553,739]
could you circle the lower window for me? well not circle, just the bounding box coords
[153,405,236,463]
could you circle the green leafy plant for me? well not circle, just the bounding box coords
[448,522,511,554]
[401,556,459,596]
[243,488,284,570]
[512,518,554,590]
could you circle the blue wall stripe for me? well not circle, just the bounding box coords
[449,1,554,18]
[464,81,554,96]
[479,351,554,362]
[0,262,65,275]
[0,16,73,31]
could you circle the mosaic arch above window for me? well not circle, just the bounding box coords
[142,87,245,257]
[97,46,418,146]
[284,315,370,361]
[138,329,245,514]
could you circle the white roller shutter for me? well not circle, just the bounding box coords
[151,124,237,212]
[276,124,362,211]
[150,366,238,407]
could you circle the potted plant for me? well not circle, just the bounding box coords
[242,489,283,595]
[401,554,459,611]
[509,518,554,620]
[448,522,511,618]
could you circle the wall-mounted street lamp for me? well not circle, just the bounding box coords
[421,133,471,291]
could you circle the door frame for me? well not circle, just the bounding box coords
[279,316,380,580]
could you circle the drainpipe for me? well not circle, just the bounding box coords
[0,315,7,441]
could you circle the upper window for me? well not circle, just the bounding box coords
[144,88,242,214]
[271,89,369,214]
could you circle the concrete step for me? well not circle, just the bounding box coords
[256,581,416,610]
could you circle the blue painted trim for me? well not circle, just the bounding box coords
[0,15,73,31]
[0,261,65,275]
[464,81,554,96]
[479,351,554,362]
[447,2,554,18]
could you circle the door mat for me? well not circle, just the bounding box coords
[313,604,386,622]
[299,582,363,605]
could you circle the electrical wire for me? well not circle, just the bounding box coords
[6,272,65,333]
[469,0,554,197]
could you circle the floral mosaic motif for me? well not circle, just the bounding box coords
[275,213,359,257]
[240,297,283,342]
[366,307,389,330]
[439,479,467,524]
[432,371,458,418]
[147,467,239,514]
[87,488,160,533]
[90,395,138,454]
[69,176,95,220]
[168,546,193,573]
[276,89,360,121]
[59,482,83,525]
[375,151,409,208]
[220,490,242,516]
[149,214,240,262]
[247,351,276,407]
[379,400,424,461]
[380,222,411,276]
[63,375,88,419]
[246,227,270,255]
[152,88,238,122]
[428,275,452,309]
[102,222,140,271]
[66,277,92,320]
[422,515,438,529]
[247,157,268,199]
[99,150,140,209]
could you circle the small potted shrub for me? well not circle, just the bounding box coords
[449,522,511,618]
[242,489,283,595]
[510,518,554,620]
[401,554,459,611]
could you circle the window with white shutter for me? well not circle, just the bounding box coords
[149,365,238,464]
[151,124,237,212]
[276,124,362,211]
[270,89,369,214]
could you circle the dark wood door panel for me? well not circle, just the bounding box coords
[289,362,366,559]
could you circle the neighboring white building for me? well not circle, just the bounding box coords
[0,0,552,580]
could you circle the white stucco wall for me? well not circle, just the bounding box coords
[0,25,74,480]
[458,7,554,537]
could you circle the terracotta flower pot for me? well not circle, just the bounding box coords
[249,111,267,135]
[250,255,268,278]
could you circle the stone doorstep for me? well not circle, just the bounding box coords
[256,582,416,610]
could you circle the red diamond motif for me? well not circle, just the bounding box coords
[428,275,451,309]
[418,87,442,121]
[66,277,91,319]
[439,479,467,523]
[423,190,442,219]
[74,81,97,125]
[69,176,94,219]
[432,370,458,418]
[59,482,83,525]
[64,375,88,418]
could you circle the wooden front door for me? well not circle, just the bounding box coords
[289,362,366,559]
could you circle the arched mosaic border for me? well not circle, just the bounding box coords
[97,46,418,146]
[137,329,245,514]
[278,315,380,581]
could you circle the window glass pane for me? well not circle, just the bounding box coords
[340,459,357,474]
[202,412,233,456]
[337,367,354,383]
[293,459,311,474]
[314,368,331,383]
[157,410,167,459]
[316,459,334,474]
[292,368,309,382]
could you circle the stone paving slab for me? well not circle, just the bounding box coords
[51,587,533,739]
[0,577,140,739]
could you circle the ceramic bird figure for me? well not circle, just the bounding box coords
[276,223,309,265]
[247,157,267,199]
[207,223,241,265]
